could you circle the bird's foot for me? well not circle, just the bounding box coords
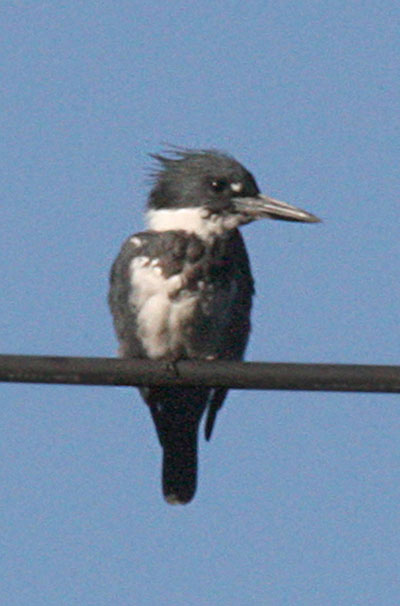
[162,358,180,378]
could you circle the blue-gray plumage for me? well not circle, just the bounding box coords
[109,149,319,505]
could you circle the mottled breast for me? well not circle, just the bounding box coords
[126,230,237,360]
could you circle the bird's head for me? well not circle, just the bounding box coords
[147,149,320,237]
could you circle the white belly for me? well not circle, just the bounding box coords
[129,256,198,359]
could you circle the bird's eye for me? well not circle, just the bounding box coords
[210,179,228,193]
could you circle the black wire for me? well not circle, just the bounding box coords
[1,354,400,393]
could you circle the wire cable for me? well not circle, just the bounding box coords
[1,354,400,393]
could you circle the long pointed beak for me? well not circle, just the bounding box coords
[233,194,321,223]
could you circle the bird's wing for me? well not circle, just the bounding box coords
[204,230,255,439]
[108,231,161,357]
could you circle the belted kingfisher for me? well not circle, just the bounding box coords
[109,149,319,505]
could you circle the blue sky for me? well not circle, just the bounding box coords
[1,1,399,604]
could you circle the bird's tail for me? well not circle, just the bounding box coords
[162,423,198,505]
[146,386,207,505]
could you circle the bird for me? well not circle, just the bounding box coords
[108,148,320,505]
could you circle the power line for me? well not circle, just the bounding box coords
[1,354,400,393]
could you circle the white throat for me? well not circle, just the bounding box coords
[147,207,243,240]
